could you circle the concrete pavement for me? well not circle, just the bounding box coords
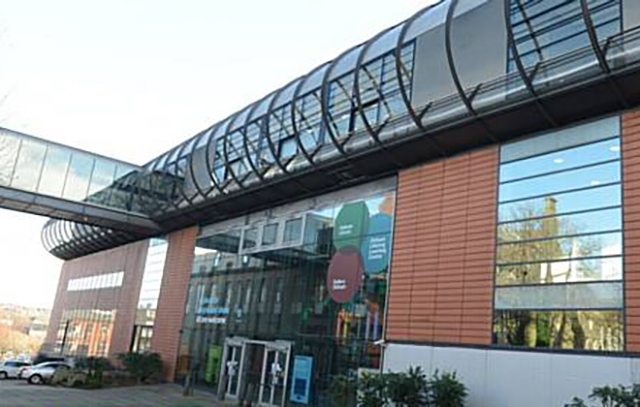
[0,380,228,407]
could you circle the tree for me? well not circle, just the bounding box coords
[0,326,41,357]
[495,196,616,350]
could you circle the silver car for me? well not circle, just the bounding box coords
[19,362,70,384]
[0,361,31,379]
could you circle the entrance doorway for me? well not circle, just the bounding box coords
[220,337,292,407]
[222,337,244,399]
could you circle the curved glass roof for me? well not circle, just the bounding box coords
[42,0,640,259]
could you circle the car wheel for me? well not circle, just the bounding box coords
[28,375,43,385]
[0,372,7,380]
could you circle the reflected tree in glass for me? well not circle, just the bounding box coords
[496,196,618,349]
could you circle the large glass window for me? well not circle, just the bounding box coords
[56,309,116,357]
[133,238,168,338]
[180,181,396,403]
[283,218,302,244]
[261,223,278,246]
[67,271,124,292]
[493,116,624,352]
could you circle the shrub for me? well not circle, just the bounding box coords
[387,366,428,407]
[426,371,468,407]
[117,352,163,384]
[328,374,356,407]
[73,356,114,388]
[566,384,640,407]
[336,367,467,407]
[358,372,388,407]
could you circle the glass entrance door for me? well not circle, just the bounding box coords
[223,341,244,400]
[258,342,291,407]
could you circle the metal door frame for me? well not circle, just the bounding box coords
[219,336,292,407]
[258,340,292,407]
[220,336,247,400]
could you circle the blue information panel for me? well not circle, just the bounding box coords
[290,355,313,404]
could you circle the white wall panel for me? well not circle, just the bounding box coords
[384,343,636,407]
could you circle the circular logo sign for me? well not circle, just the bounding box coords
[333,201,370,250]
[327,247,364,303]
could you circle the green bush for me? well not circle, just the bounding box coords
[74,357,113,388]
[566,384,640,407]
[358,372,388,407]
[342,367,467,407]
[387,367,428,407]
[427,371,468,407]
[117,352,163,384]
[328,374,357,407]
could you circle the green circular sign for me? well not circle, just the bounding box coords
[333,201,369,250]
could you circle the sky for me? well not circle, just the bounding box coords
[0,0,433,309]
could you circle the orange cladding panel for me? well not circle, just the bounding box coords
[387,146,498,346]
[623,111,640,352]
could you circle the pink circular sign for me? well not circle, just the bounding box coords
[327,247,364,303]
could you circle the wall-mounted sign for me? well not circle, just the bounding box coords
[197,297,229,324]
[333,201,369,250]
[198,297,229,315]
[196,316,227,324]
[327,247,364,303]
[290,355,313,404]
[360,213,392,274]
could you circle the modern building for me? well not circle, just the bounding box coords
[1,0,640,405]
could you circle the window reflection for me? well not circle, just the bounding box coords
[498,207,621,243]
[11,139,46,192]
[497,232,622,264]
[495,282,623,310]
[494,310,623,351]
[283,218,302,243]
[497,256,623,286]
[499,184,621,222]
[0,131,21,186]
[55,309,117,357]
[181,185,395,395]
[262,223,278,246]
[63,153,95,201]
[499,161,620,202]
[86,159,117,205]
[242,228,258,251]
[495,117,623,351]
[132,238,168,350]
[500,138,620,183]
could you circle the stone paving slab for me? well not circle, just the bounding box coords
[0,380,226,407]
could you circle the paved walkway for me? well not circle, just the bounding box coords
[0,380,228,407]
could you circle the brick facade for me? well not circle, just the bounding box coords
[44,240,149,358]
[150,226,198,381]
[386,146,498,345]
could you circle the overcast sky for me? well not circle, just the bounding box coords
[0,0,432,309]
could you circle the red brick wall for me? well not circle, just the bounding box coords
[387,146,498,345]
[623,111,640,352]
[45,240,149,358]
[151,226,198,381]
